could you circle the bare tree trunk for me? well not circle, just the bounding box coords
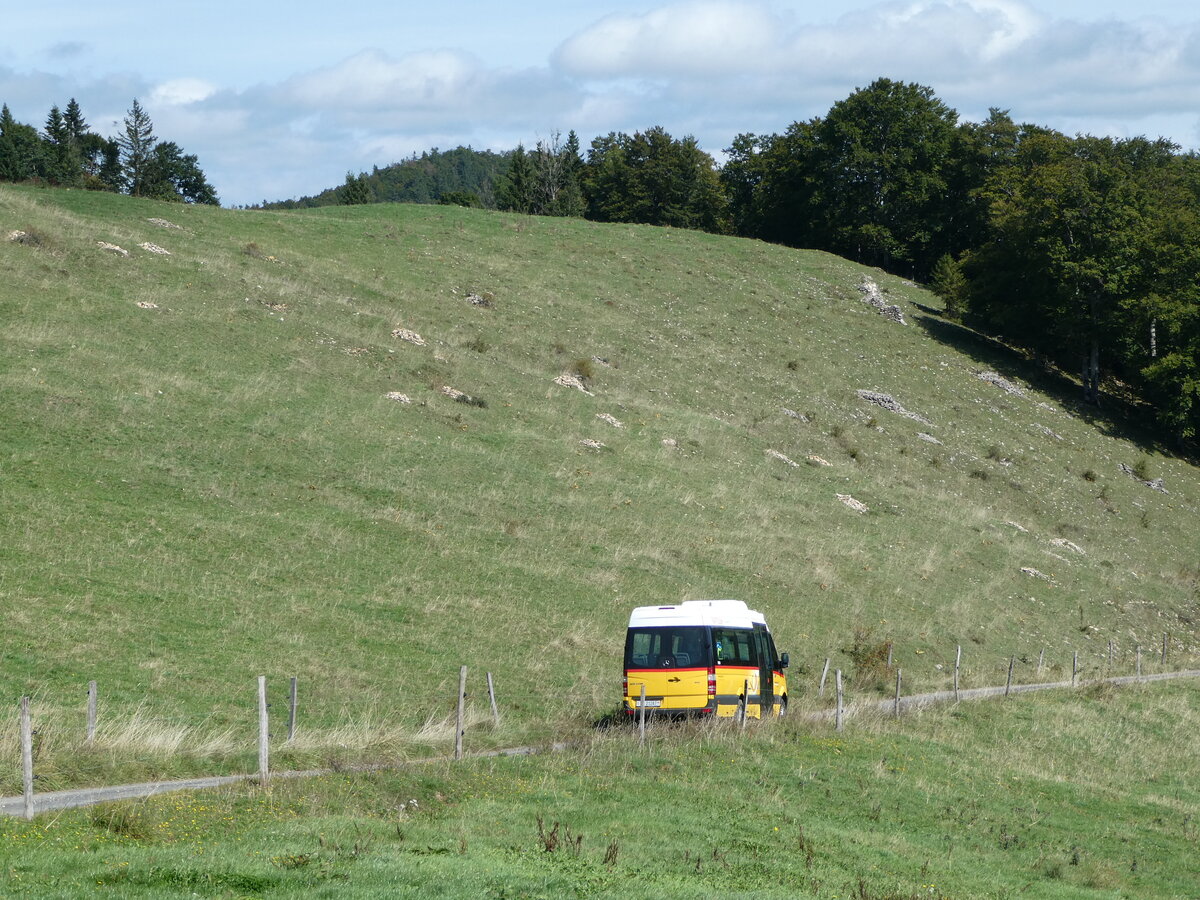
[1083,337,1101,406]
[1083,294,1102,406]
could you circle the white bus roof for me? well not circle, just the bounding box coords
[627,599,767,630]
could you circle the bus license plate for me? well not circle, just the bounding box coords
[636,699,661,708]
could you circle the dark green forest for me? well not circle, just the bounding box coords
[0,98,217,204]
[3,81,1198,445]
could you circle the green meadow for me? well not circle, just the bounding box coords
[3,684,1199,898]
[2,184,1198,895]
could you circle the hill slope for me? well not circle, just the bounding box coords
[2,185,1197,766]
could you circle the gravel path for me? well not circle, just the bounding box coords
[1,743,570,818]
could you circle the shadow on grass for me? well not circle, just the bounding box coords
[912,312,1193,462]
[591,709,626,730]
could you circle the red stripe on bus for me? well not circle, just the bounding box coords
[625,666,761,674]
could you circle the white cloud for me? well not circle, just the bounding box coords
[283,49,484,110]
[149,78,217,106]
[551,1,1200,135]
[555,0,1053,81]
[555,1,781,77]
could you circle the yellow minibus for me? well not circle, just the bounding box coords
[623,599,789,718]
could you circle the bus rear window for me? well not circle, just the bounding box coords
[625,627,711,668]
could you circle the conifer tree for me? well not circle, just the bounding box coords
[63,98,87,144]
[498,144,533,213]
[338,171,372,205]
[118,99,156,196]
[42,105,77,184]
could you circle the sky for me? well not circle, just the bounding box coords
[3,0,1200,206]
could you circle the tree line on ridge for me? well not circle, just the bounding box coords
[0,98,218,205]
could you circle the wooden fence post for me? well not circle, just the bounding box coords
[86,680,97,746]
[835,670,844,733]
[741,678,750,731]
[454,666,467,761]
[1072,652,1078,687]
[1136,645,1142,676]
[287,677,298,743]
[1037,648,1045,678]
[1107,640,1114,671]
[894,668,902,718]
[1162,632,1168,665]
[638,684,647,746]
[818,658,830,697]
[1005,656,1014,697]
[257,676,269,784]
[21,697,34,820]
[954,645,961,703]
[886,642,894,670]
[486,672,500,726]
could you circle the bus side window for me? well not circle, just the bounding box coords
[767,633,780,670]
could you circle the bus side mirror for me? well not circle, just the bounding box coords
[780,652,790,669]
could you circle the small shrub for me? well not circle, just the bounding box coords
[243,241,265,258]
[830,424,845,439]
[969,468,990,481]
[931,253,968,319]
[1082,469,1098,482]
[786,360,799,371]
[572,358,595,383]
[1131,457,1153,481]
[463,336,490,354]
[842,629,892,692]
[985,445,1004,461]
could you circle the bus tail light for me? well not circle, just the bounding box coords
[707,667,716,697]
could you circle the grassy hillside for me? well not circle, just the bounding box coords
[1,184,1198,789]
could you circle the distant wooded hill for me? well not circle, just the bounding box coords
[256,147,509,210]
